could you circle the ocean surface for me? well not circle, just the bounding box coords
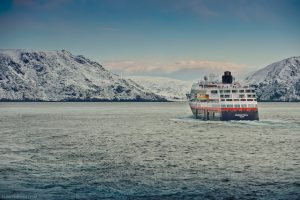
[0,102,299,200]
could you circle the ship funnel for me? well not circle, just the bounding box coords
[222,71,233,84]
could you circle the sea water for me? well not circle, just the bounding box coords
[0,102,299,199]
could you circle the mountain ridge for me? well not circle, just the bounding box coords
[0,49,166,102]
[244,56,300,102]
[1,49,299,102]
[126,76,192,101]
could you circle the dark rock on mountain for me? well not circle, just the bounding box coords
[245,56,300,101]
[0,49,166,102]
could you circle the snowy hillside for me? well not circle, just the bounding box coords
[245,56,300,101]
[127,76,192,101]
[0,49,166,101]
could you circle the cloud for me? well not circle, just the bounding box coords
[13,0,71,10]
[104,59,245,75]
[166,0,278,22]
[173,60,244,73]
[170,0,218,18]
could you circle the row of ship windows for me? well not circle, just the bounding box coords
[220,94,256,98]
[193,98,257,102]
[220,98,257,102]
[211,89,255,94]
[221,104,257,108]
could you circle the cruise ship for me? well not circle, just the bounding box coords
[186,71,259,121]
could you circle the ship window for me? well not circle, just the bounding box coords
[248,104,255,108]
[239,94,245,98]
[225,95,230,98]
[211,90,218,94]
[210,99,219,103]
[241,99,246,101]
[252,94,256,98]
[227,104,233,108]
[234,99,239,101]
[246,90,251,93]
[247,99,253,101]
[254,99,257,101]
[241,104,247,108]
[226,99,232,101]
[224,90,231,93]
[221,99,225,101]
[220,95,224,98]
[239,90,244,93]
[234,104,240,108]
[232,90,237,93]
[247,94,252,98]
[219,90,223,93]
[251,90,255,93]
[221,104,226,108]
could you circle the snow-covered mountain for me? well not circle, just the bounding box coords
[127,76,192,101]
[244,56,300,101]
[0,49,166,101]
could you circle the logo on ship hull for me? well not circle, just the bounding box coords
[235,113,249,118]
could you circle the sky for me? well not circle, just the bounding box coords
[0,0,300,80]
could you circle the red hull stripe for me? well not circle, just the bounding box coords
[191,106,257,111]
[222,108,257,111]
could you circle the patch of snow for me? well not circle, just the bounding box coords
[126,76,193,101]
[0,49,166,101]
[244,56,300,101]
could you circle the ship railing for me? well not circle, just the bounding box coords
[195,82,251,89]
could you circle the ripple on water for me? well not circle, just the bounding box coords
[0,102,299,199]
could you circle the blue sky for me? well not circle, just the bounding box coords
[1,0,300,80]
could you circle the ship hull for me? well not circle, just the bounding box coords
[190,107,259,121]
[187,71,259,121]
[220,110,259,121]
